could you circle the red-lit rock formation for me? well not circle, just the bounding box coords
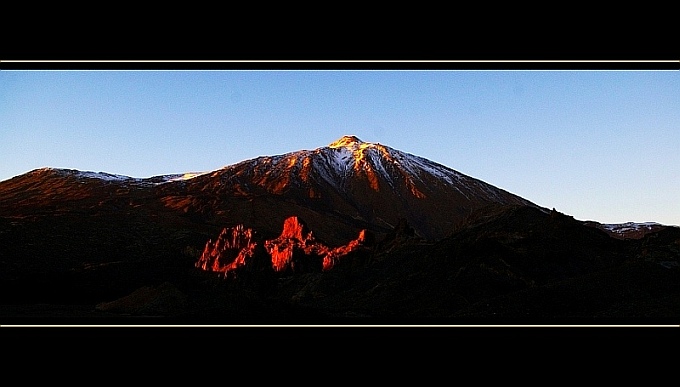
[196,224,258,273]
[196,216,372,277]
[323,229,373,271]
[264,216,329,273]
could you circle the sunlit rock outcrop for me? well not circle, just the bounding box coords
[264,216,328,273]
[196,224,258,273]
[196,216,372,278]
[322,229,374,271]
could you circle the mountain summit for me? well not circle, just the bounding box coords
[156,135,540,242]
[328,135,365,148]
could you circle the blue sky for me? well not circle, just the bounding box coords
[1,69,679,226]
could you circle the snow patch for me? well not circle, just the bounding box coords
[326,136,457,179]
[157,172,207,183]
[601,222,662,232]
[45,167,208,185]
[76,171,136,181]
[316,135,482,196]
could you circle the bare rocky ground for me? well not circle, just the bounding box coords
[2,205,679,326]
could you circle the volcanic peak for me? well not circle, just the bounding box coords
[326,135,388,158]
[323,136,398,188]
[328,135,365,149]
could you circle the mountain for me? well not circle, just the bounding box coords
[154,135,540,243]
[0,135,541,244]
[1,135,679,325]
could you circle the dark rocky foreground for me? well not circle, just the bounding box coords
[2,205,679,326]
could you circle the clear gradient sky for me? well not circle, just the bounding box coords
[1,69,678,226]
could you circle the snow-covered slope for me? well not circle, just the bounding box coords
[601,222,662,233]
[35,167,206,185]
[584,220,670,240]
[325,135,464,186]
[319,135,465,195]
[600,221,668,239]
[208,135,534,206]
